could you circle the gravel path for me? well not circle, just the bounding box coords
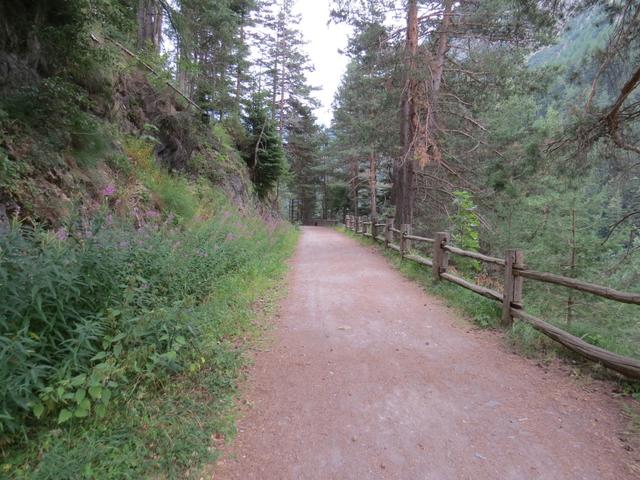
[213,227,638,479]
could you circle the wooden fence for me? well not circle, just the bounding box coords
[344,214,640,380]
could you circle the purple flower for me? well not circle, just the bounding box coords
[225,233,235,242]
[145,210,160,218]
[55,227,68,241]
[223,211,231,219]
[106,214,114,226]
[101,185,116,197]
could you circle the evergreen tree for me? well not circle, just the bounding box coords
[242,93,287,199]
[286,98,324,221]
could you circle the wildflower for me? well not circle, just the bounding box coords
[101,185,117,197]
[55,227,68,241]
[145,210,160,218]
[106,214,114,226]
[223,211,231,219]
[225,233,235,242]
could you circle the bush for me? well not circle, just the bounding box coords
[0,197,295,449]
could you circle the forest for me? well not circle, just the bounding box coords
[326,0,640,365]
[0,0,639,478]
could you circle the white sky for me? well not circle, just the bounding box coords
[293,0,352,127]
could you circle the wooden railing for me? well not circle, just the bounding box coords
[343,214,640,380]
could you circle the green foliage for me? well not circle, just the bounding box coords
[1,191,297,478]
[449,190,481,273]
[146,174,199,221]
[0,76,112,171]
[286,99,327,221]
[0,149,25,196]
[1,1,91,73]
[241,94,286,199]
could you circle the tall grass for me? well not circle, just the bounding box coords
[1,182,298,478]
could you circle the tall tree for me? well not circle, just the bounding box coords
[332,20,399,220]
[242,93,287,199]
[255,0,314,133]
[137,0,163,52]
[396,0,418,224]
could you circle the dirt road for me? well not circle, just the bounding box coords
[214,227,638,479]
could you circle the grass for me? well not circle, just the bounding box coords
[1,145,299,478]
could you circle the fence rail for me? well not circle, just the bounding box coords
[343,214,640,379]
[405,234,434,243]
[444,245,506,266]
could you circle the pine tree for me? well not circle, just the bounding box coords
[286,98,325,222]
[242,93,287,199]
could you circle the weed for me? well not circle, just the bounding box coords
[1,192,298,479]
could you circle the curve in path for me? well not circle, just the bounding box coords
[214,227,637,479]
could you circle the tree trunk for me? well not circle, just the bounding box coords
[420,0,454,165]
[395,0,418,225]
[236,16,245,112]
[322,157,328,219]
[271,29,279,121]
[369,150,377,218]
[278,49,286,134]
[137,0,162,52]
[567,206,577,326]
[351,156,359,222]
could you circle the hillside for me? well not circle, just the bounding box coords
[0,3,298,478]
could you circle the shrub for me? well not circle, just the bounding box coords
[0,199,294,445]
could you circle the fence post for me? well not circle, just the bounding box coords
[432,232,450,281]
[361,217,367,236]
[385,217,393,248]
[502,249,524,326]
[371,215,377,240]
[400,224,411,257]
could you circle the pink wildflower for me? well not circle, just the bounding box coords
[55,227,68,241]
[101,185,116,197]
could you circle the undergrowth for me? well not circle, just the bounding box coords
[1,153,298,478]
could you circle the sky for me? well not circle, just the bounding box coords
[293,0,352,127]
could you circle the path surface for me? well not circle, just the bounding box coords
[214,227,638,479]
